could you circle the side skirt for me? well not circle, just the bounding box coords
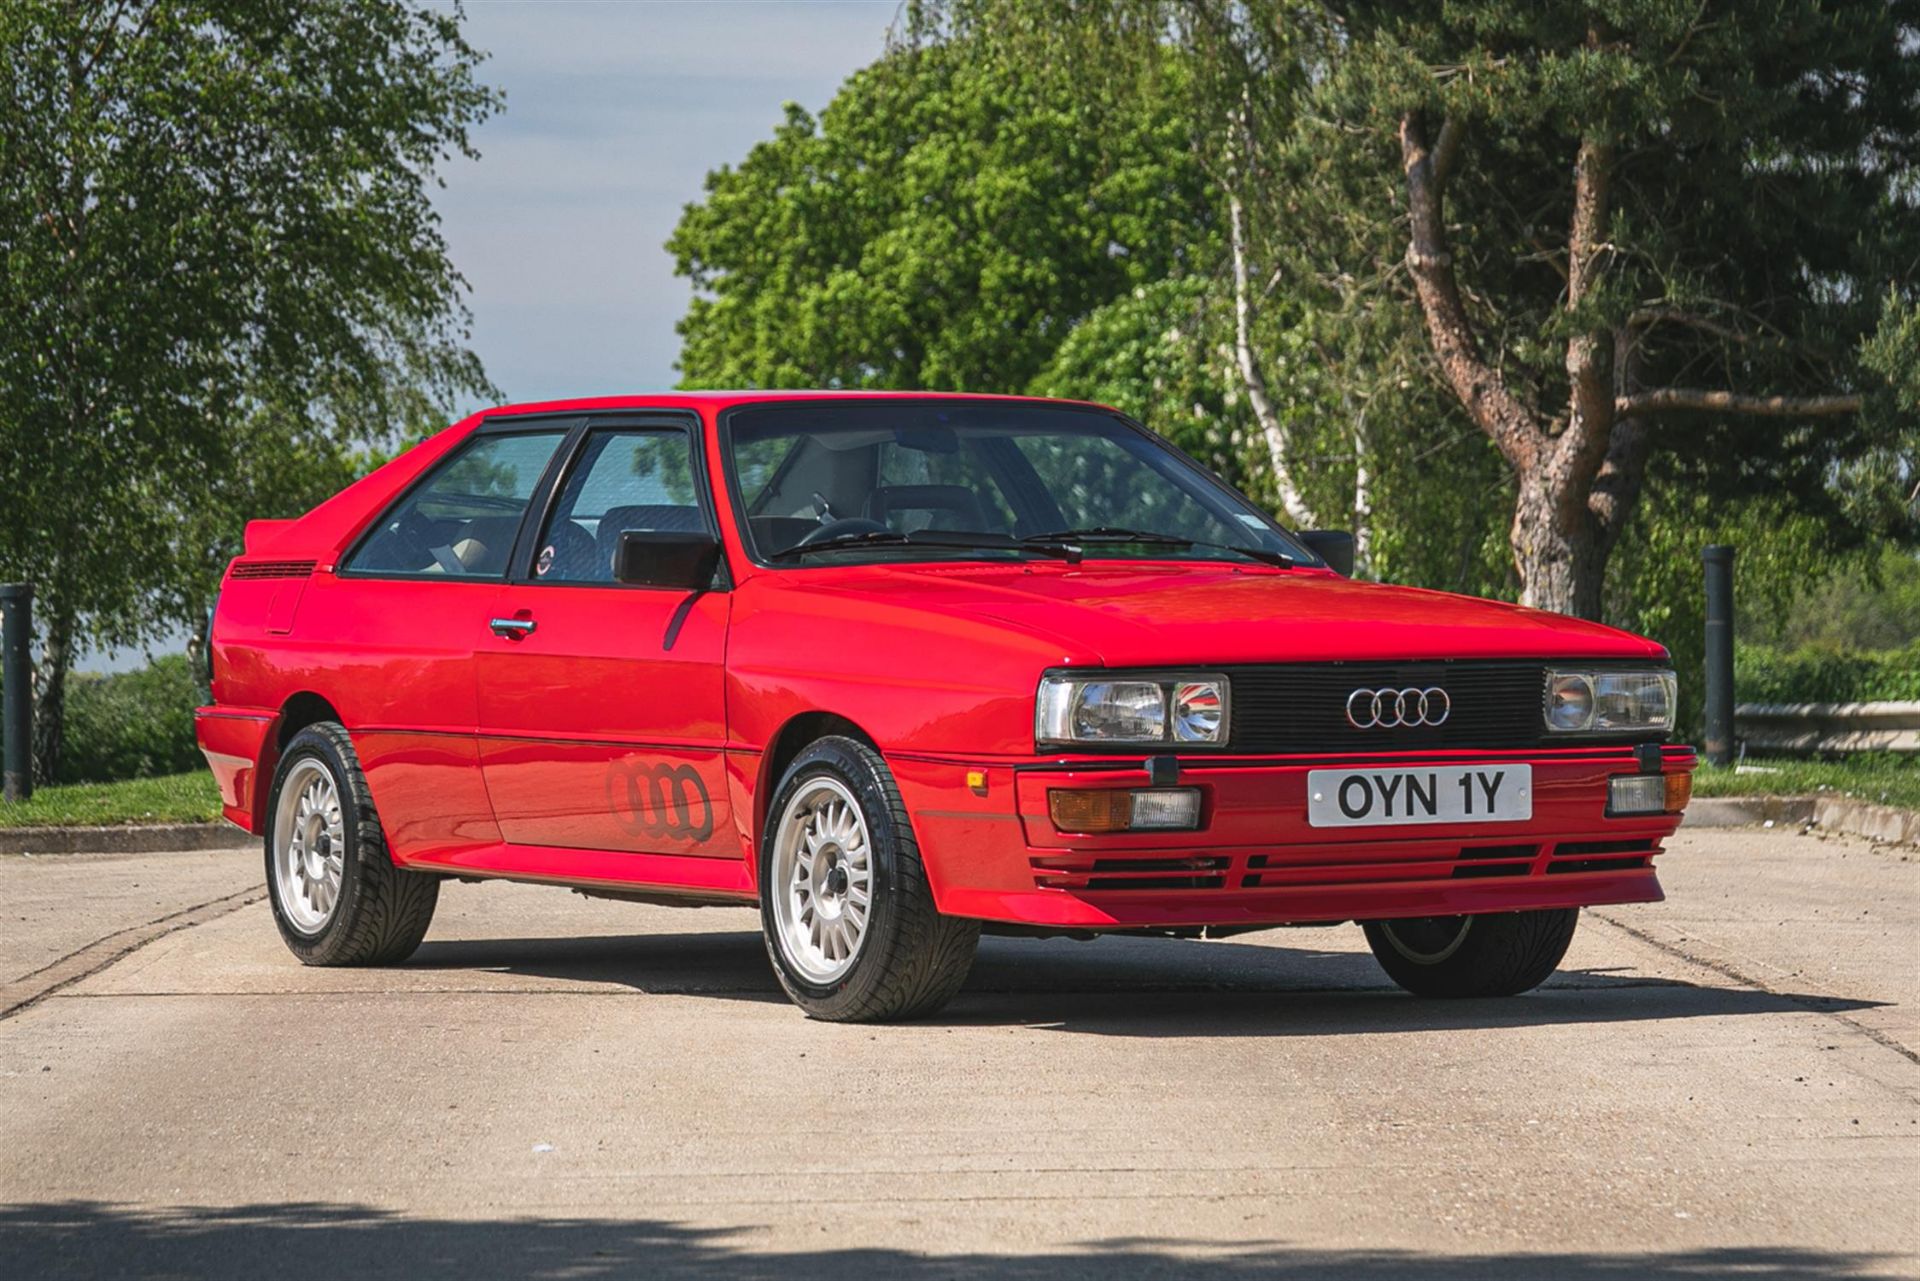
[405,841,756,905]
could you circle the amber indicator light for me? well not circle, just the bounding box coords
[1048,789,1134,834]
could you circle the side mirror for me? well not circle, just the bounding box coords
[614,530,722,590]
[1298,530,1355,577]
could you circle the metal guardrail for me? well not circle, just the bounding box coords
[1734,700,1920,754]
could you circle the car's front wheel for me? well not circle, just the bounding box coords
[264,722,440,966]
[1361,908,1578,997]
[759,736,979,1021]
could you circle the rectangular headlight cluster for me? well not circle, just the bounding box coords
[1036,672,1230,747]
[1544,669,1677,735]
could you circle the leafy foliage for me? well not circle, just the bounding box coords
[0,0,498,776]
[57,655,205,784]
[914,0,1920,618]
[1736,642,1920,706]
[670,37,1211,392]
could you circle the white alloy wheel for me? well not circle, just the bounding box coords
[273,757,346,934]
[770,776,874,984]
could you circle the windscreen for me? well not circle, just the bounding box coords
[724,401,1309,567]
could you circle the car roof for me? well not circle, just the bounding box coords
[235,391,1122,563]
[469,390,1115,418]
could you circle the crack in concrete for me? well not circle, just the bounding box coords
[1589,909,1919,1067]
[1,888,265,1021]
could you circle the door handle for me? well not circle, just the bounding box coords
[489,616,536,639]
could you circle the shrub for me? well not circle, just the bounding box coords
[1736,641,1920,705]
[57,654,204,784]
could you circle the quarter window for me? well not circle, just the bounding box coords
[534,429,704,583]
[346,430,566,578]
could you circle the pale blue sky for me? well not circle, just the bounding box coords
[432,0,902,408]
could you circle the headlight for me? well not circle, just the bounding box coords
[1544,669,1676,734]
[1037,672,1231,747]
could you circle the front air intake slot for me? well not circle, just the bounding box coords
[1546,838,1659,875]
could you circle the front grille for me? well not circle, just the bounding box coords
[1225,660,1547,753]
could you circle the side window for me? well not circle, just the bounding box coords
[346,430,565,578]
[534,429,704,583]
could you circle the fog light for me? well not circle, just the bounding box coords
[1129,789,1203,830]
[1609,774,1667,815]
[1048,788,1202,833]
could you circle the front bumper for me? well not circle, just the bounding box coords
[890,745,1693,929]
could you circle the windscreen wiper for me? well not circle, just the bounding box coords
[1020,526,1297,567]
[769,529,1080,562]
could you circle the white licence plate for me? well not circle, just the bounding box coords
[1306,764,1533,828]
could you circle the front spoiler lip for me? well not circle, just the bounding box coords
[943,867,1665,931]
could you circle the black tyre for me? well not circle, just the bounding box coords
[264,722,440,966]
[1362,909,1578,998]
[758,735,979,1021]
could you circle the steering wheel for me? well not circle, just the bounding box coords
[797,516,890,546]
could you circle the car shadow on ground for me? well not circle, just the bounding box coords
[402,930,1883,1038]
[0,1202,1897,1280]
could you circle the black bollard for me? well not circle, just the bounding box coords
[1702,546,1735,768]
[1,583,31,802]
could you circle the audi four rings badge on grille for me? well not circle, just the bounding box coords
[1346,686,1451,729]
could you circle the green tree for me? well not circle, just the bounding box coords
[0,0,497,779]
[934,0,1920,619]
[1325,0,1920,618]
[671,28,1504,589]
[669,37,1213,393]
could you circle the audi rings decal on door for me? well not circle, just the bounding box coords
[1345,686,1451,729]
[606,761,714,841]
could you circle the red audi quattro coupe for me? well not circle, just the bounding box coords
[197,392,1693,1021]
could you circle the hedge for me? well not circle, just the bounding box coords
[1736,641,1920,705]
[55,654,204,784]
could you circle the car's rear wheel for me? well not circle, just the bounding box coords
[759,735,979,1021]
[1361,908,1578,997]
[265,722,439,966]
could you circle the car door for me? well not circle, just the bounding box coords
[323,419,576,864]
[474,413,735,859]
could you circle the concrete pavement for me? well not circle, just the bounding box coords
[1,828,1915,1278]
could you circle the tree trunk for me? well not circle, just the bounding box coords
[32,608,72,785]
[1350,416,1373,577]
[187,603,213,705]
[1227,180,1316,529]
[1510,471,1605,618]
[1391,104,1870,620]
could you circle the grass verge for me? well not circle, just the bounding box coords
[1691,753,1920,810]
[0,770,224,828]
